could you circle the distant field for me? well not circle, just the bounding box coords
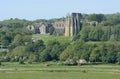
[0,62,120,79]
[32,34,72,44]
[0,71,120,79]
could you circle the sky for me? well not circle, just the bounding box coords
[0,0,119,21]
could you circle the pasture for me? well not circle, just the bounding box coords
[32,34,72,44]
[0,62,120,79]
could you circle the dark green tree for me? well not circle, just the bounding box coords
[87,14,106,23]
[49,26,55,35]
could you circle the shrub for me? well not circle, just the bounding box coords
[28,61,32,64]
[19,57,25,64]
[64,58,77,66]
[0,62,1,65]
[19,60,25,64]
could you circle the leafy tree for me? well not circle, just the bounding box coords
[22,35,32,44]
[11,46,26,57]
[89,27,102,41]
[113,25,120,41]
[26,40,45,53]
[89,47,101,62]
[105,45,117,63]
[99,43,106,63]
[40,40,63,61]
[34,40,46,53]
[87,14,106,23]
[12,34,23,46]
[80,26,91,41]
[0,61,2,65]
[40,50,52,62]
[0,30,13,46]
[72,33,80,41]
[25,42,34,52]
[19,57,25,64]
[117,52,120,64]
[103,18,120,26]
[49,26,55,35]
[28,54,40,62]
[110,34,116,41]
[60,40,85,61]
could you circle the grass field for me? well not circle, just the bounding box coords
[0,62,120,79]
[0,71,120,79]
[32,34,72,44]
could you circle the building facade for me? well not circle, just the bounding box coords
[27,13,82,36]
[65,13,82,36]
[52,21,65,35]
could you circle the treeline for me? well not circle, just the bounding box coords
[1,39,120,64]
[78,25,120,42]
[60,41,120,64]
[0,39,68,64]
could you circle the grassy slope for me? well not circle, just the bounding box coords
[32,34,72,44]
[32,34,120,45]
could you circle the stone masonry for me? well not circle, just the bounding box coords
[65,13,82,36]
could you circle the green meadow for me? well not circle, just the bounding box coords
[0,62,120,79]
[32,34,72,44]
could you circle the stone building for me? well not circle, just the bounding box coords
[27,13,82,36]
[39,23,49,34]
[27,23,51,34]
[52,21,65,35]
[65,13,82,36]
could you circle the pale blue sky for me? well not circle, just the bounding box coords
[0,0,119,21]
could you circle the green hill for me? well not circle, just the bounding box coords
[32,34,72,44]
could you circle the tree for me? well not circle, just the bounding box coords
[28,54,40,63]
[99,43,106,63]
[22,35,32,44]
[26,40,45,53]
[60,48,70,61]
[40,50,52,62]
[49,26,55,35]
[40,40,63,61]
[60,40,85,61]
[19,57,25,64]
[117,52,120,64]
[12,34,23,46]
[34,40,46,53]
[80,26,91,41]
[0,61,2,65]
[87,14,106,23]
[72,33,80,41]
[105,44,117,63]
[110,34,116,41]
[89,27,103,41]
[113,25,120,41]
[11,46,26,57]
[25,42,34,52]
[0,30,13,46]
[89,47,101,62]
[103,18,120,26]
